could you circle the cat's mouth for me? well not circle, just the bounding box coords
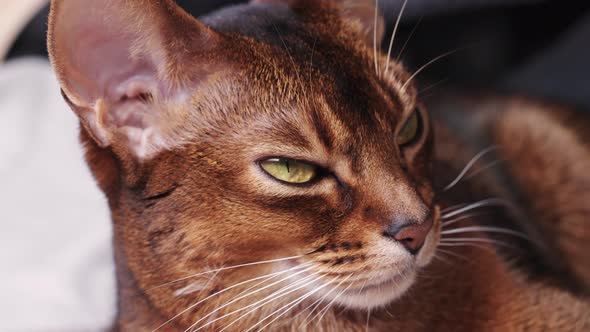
[290,246,421,309]
[297,208,441,309]
[318,266,417,309]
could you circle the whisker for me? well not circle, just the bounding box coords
[186,264,316,331]
[296,295,326,326]
[150,255,303,290]
[300,274,354,329]
[464,159,505,181]
[247,277,338,332]
[386,308,395,318]
[397,16,423,60]
[255,293,314,331]
[172,269,221,297]
[358,277,370,295]
[152,264,306,332]
[401,47,464,92]
[314,277,356,327]
[440,237,514,249]
[441,226,528,240]
[373,0,380,75]
[415,270,445,280]
[444,146,498,191]
[438,242,498,253]
[384,0,409,75]
[435,248,472,263]
[230,266,304,301]
[215,272,325,332]
[442,212,485,228]
[433,253,453,265]
[441,203,468,214]
[256,288,325,332]
[441,198,511,219]
[418,77,451,97]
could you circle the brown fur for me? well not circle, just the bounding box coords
[47,0,589,331]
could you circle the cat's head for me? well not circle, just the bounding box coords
[48,0,440,318]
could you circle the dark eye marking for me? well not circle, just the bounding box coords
[310,110,334,150]
[143,184,180,208]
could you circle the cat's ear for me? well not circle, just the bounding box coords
[48,0,221,160]
[251,0,385,46]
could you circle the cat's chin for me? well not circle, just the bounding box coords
[323,271,416,310]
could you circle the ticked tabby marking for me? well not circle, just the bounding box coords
[48,0,589,331]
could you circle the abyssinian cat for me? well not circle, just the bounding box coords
[47,0,590,331]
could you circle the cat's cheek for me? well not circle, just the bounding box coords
[416,206,442,268]
[413,180,435,208]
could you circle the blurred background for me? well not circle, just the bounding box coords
[1,0,589,331]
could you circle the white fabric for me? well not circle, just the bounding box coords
[0,58,115,331]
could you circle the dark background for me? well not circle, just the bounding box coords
[8,0,590,109]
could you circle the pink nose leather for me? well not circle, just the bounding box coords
[384,218,433,254]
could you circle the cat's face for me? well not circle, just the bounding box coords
[49,0,441,318]
[141,57,439,310]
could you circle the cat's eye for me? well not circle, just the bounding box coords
[397,110,422,146]
[260,158,318,184]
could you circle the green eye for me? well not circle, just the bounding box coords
[397,110,421,146]
[260,158,318,184]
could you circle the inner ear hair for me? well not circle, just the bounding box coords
[48,0,222,161]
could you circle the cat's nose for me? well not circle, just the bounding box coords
[383,217,433,255]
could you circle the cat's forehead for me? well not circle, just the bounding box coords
[201,3,416,113]
[187,65,408,173]
[179,2,420,167]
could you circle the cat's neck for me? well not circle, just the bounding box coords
[110,231,171,331]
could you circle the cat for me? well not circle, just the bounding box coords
[47,0,590,331]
